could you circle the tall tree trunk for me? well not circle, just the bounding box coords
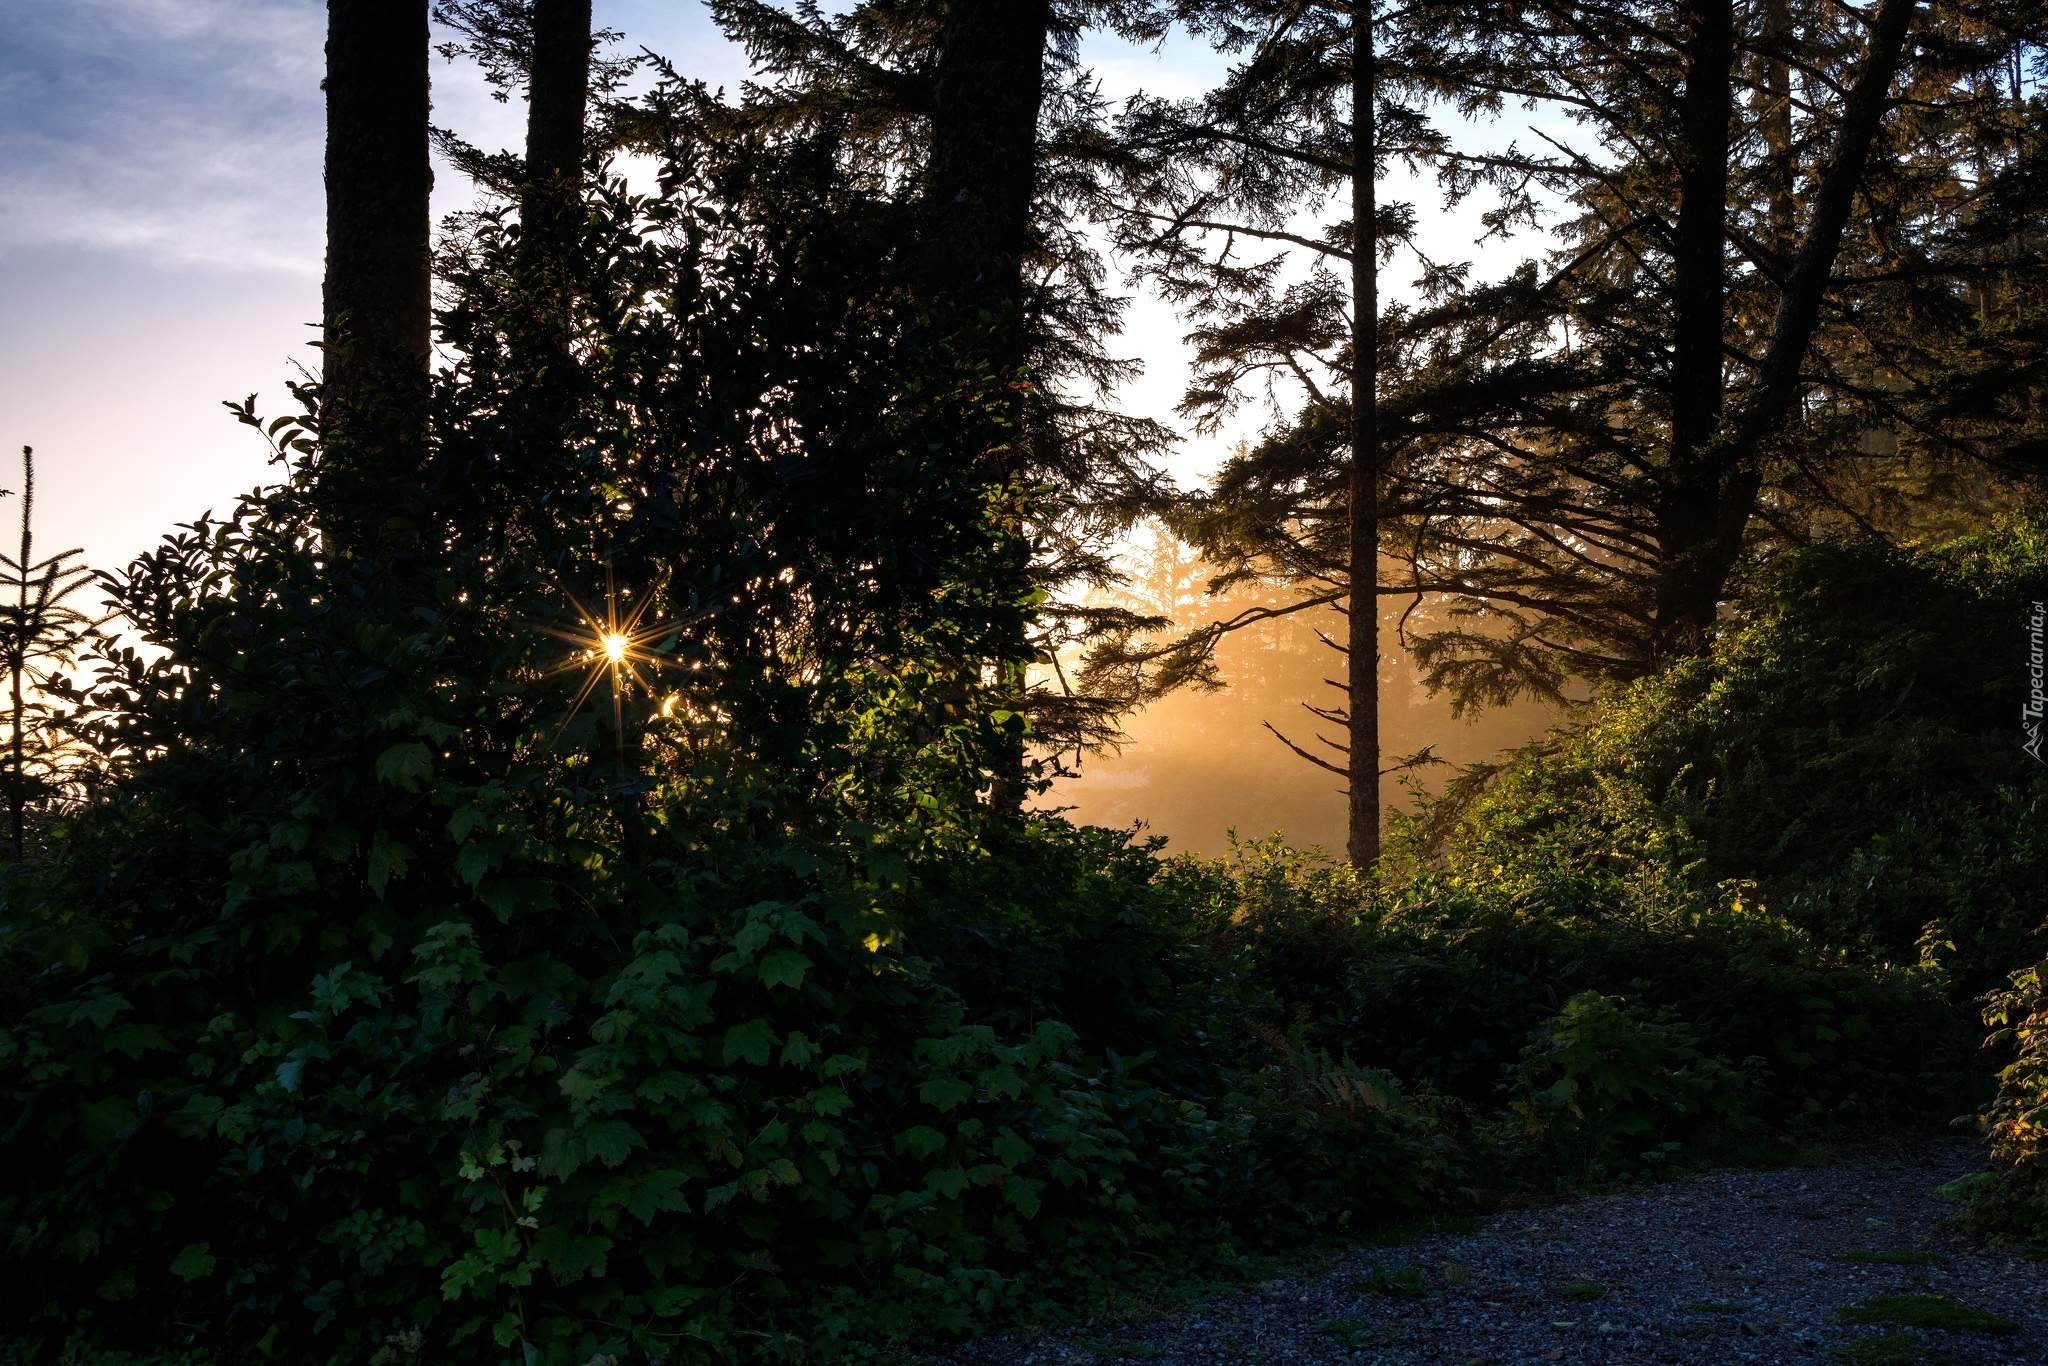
[926,0,1052,339]
[322,0,432,540]
[1653,0,1736,657]
[1347,5,1381,868]
[925,0,1052,817]
[523,0,592,264]
[1658,0,1917,651]
[323,0,432,404]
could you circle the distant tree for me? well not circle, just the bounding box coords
[1080,0,1469,866]
[0,447,101,863]
[431,0,618,271]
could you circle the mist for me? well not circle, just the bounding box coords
[1039,538,1556,858]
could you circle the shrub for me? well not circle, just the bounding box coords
[1964,957,2048,1244]
[1158,836,1974,1154]
[1510,991,1756,1175]
[1402,529,2048,996]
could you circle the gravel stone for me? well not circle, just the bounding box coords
[933,1143,2047,1365]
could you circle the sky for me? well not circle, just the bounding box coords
[0,1,1556,853]
[0,2,1220,579]
[0,1,741,577]
[0,1,1542,575]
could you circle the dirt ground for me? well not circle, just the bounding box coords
[933,1144,2045,1366]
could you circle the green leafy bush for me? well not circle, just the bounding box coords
[1964,957,2048,1244]
[1511,991,1755,1173]
[1404,529,2048,995]
[1158,836,1972,1155]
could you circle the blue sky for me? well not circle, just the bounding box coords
[0,1,747,577]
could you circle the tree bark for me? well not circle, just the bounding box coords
[924,0,1052,817]
[1658,0,1917,646]
[1652,0,1736,655]
[1347,4,1381,869]
[323,0,432,409]
[523,0,592,257]
[926,0,1051,341]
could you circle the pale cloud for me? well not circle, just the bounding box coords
[0,0,743,274]
[0,0,327,272]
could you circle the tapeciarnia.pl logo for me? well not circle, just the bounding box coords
[2028,600,2046,762]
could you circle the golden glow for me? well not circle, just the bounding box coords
[1036,531,1555,854]
[538,562,685,768]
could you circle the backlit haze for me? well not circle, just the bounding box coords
[0,1,1554,857]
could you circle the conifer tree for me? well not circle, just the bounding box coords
[1082,0,1462,865]
[1369,0,2046,703]
[697,1,1180,770]
[1103,0,2044,750]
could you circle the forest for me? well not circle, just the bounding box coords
[2,0,2047,1362]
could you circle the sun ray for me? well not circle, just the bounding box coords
[540,562,679,773]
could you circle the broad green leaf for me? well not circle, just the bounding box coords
[67,994,129,1030]
[626,1169,691,1223]
[534,1227,612,1281]
[170,1244,215,1281]
[722,1019,774,1067]
[374,741,434,791]
[582,1119,646,1168]
[758,949,809,991]
[919,1077,974,1112]
[366,831,414,899]
[78,1096,137,1148]
[895,1125,947,1159]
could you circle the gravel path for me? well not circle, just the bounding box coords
[936,1144,2047,1366]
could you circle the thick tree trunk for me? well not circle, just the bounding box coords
[1652,0,1736,656]
[1655,0,1917,654]
[523,0,592,258]
[925,0,1052,817]
[323,0,432,409]
[1347,6,1380,869]
[926,0,1051,341]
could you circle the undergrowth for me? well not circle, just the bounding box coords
[0,145,2043,1365]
